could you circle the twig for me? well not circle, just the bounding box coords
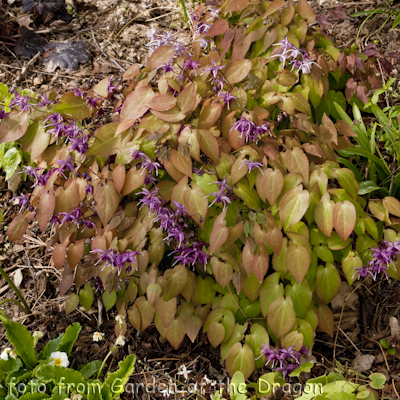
[90,31,125,72]
[11,51,41,91]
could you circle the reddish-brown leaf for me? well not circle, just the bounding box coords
[332,200,356,242]
[95,181,120,226]
[0,111,30,144]
[112,164,126,194]
[119,86,155,123]
[171,150,192,177]
[67,239,84,270]
[37,190,55,231]
[206,19,229,37]
[209,209,228,254]
[122,167,146,196]
[7,215,28,241]
[145,94,177,111]
[147,45,176,69]
[197,129,220,164]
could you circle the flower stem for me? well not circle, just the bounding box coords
[97,345,117,379]
[0,265,32,315]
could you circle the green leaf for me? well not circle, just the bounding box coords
[57,322,82,356]
[368,373,386,389]
[19,394,49,400]
[51,92,92,120]
[358,181,382,195]
[5,322,37,369]
[316,263,341,304]
[79,360,103,378]
[245,324,269,369]
[104,354,136,398]
[35,365,85,387]
[3,147,22,180]
[230,371,247,400]
[393,13,400,29]
[38,334,64,361]
[289,362,314,377]
[226,343,255,379]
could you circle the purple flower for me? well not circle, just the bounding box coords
[11,193,30,212]
[22,166,42,186]
[192,167,205,176]
[10,90,32,112]
[92,248,139,275]
[354,240,400,280]
[86,96,101,110]
[157,59,176,74]
[232,116,255,138]
[137,187,163,212]
[195,21,211,35]
[107,77,118,94]
[69,134,89,155]
[240,160,264,174]
[206,178,232,210]
[198,37,211,49]
[45,113,65,140]
[170,241,209,269]
[81,220,97,233]
[0,107,8,120]
[55,156,75,177]
[36,93,54,107]
[259,344,304,378]
[202,58,225,80]
[144,174,157,186]
[209,7,221,20]
[182,54,200,75]
[85,184,94,198]
[59,207,84,226]
[73,88,86,99]
[219,91,237,109]
[129,149,160,175]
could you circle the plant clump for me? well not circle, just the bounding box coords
[1,0,400,379]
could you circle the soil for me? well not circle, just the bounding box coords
[1,0,400,398]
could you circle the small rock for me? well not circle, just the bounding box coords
[352,354,375,372]
[33,76,44,86]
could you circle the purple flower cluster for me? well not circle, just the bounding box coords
[259,344,308,378]
[206,178,232,210]
[240,159,264,174]
[44,113,89,155]
[355,241,400,280]
[92,248,139,275]
[9,90,33,113]
[136,187,209,269]
[22,156,76,188]
[11,193,33,213]
[219,91,237,109]
[147,29,186,56]
[129,149,161,185]
[53,206,97,232]
[231,116,273,144]
[202,59,226,94]
[273,38,319,74]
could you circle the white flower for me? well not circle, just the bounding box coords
[177,364,192,381]
[115,315,125,326]
[115,335,125,346]
[9,350,17,359]
[203,375,212,385]
[33,331,44,339]
[71,395,83,400]
[49,351,69,367]
[92,332,104,342]
[0,348,12,361]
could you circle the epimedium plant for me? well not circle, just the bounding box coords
[1,0,400,379]
[0,312,136,400]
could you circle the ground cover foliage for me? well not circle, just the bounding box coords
[1,0,400,384]
[0,313,136,400]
